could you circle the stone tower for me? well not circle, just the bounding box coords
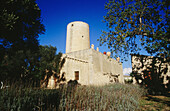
[66,21,90,53]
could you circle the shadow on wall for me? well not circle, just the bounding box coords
[103,72,120,83]
[131,54,170,94]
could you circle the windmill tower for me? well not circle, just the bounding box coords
[66,21,90,53]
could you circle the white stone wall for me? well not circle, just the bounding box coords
[61,49,90,85]
[61,49,124,85]
[90,49,124,85]
[66,21,90,53]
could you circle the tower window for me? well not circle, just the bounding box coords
[75,71,79,80]
[71,24,74,27]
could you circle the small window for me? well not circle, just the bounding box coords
[82,36,84,38]
[75,71,79,80]
[71,24,74,27]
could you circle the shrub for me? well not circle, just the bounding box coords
[0,86,60,111]
[0,83,146,111]
[59,83,146,111]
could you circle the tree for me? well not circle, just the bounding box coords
[0,49,40,84]
[99,0,170,61]
[39,45,64,87]
[0,45,64,86]
[0,0,45,51]
[0,0,45,84]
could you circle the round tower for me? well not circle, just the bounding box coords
[66,21,90,53]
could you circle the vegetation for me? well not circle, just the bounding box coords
[0,84,60,111]
[140,95,170,110]
[0,45,62,86]
[0,83,146,111]
[99,0,170,61]
[0,0,45,83]
[59,83,146,110]
[0,0,64,86]
[0,0,45,50]
[0,0,168,110]
[39,45,64,87]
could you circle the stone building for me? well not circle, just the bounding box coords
[59,21,124,85]
[131,54,170,90]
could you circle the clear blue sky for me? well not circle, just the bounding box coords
[36,0,147,73]
[36,0,107,52]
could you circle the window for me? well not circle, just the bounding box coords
[71,24,74,27]
[75,71,79,80]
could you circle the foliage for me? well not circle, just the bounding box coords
[0,0,46,85]
[0,83,146,111]
[0,50,40,84]
[0,1,64,87]
[0,85,60,111]
[39,45,63,86]
[0,45,63,86]
[0,0,45,50]
[131,54,170,95]
[59,83,146,110]
[99,0,170,61]
[124,78,133,84]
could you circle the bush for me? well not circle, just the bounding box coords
[124,79,133,84]
[0,86,60,111]
[0,83,146,111]
[59,83,146,111]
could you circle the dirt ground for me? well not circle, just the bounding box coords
[140,94,170,111]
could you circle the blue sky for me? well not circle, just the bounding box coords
[36,0,142,74]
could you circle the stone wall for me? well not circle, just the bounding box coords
[61,49,90,85]
[61,49,124,85]
[66,21,90,53]
[90,49,124,85]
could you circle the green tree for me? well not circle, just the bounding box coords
[0,49,42,84]
[0,0,45,84]
[0,45,64,86]
[99,0,170,61]
[0,0,45,51]
[39,45,64,87]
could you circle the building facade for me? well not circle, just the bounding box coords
[60,21,124,85]
[61,48,124,85]
[46,21,124,88]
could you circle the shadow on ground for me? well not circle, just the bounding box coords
[140,94,170,111]
[146,95,170,107]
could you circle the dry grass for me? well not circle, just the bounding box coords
[0,83,148,111]
[59,83,146,111]
[140,94,170,111]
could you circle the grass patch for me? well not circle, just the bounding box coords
[140,95,170,111]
